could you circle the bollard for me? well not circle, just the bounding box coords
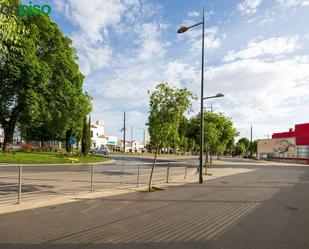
[166,165,170,183]
[137,164,140,187]
[18,165,22,204]
[90,164,94,193]
[184,166,188,180]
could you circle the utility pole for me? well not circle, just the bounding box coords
[250,125,253,158]
[123,112,126,153]
[131,126,134,152]
[143,130,146,147]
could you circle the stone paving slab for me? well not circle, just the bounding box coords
[0,165,308,249]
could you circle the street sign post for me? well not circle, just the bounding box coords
[69,137,77,160]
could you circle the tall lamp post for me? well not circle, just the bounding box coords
[177,9,205,183]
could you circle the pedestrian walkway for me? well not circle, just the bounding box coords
[0,164,308,249]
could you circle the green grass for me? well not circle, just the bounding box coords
[0,152,110,164]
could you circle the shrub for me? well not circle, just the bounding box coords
[21,144,33,152]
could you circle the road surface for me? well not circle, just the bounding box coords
[0,154,196,206]
[0,158,308,248]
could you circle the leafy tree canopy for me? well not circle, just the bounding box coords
[0,11,91,151]
[148,83,194,150]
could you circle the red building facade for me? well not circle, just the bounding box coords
[272,123,309,146]
[271,123,309,161]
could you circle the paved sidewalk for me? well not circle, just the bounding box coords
[0,165,309,249]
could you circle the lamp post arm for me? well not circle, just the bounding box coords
[187,21,204,30]
[203,96,218,100]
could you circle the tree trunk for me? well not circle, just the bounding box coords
[148,147,159,191]
[66,129,72,153]
[1,105,22,153]
[2,126,15,153]
[204,151,208,175]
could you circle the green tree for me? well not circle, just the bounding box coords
[178,116,189,154]
[0,0,24,54]
[0,12,91,151]
[147,83,194,190]
[187,111,238,163]
[250,140,257,155]
[235,143,246,156]
[0,20,49,152]
[236,137,250,156]
[82,116,91,157]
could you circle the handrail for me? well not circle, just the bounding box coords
[0,161,188,167]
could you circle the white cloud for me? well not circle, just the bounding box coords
[237,0,263,14]
[277,0,309,7]
[223,36,300,62]
[206,57,309,124]
[188,11,200,17]
[61,0,130,42]
[52,0,141,75]
[136,22,167,61]
[185,26,222,51]
[163,60,199,89]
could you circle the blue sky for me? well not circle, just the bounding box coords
[45,0,309,142]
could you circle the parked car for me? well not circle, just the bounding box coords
[91,147,110,155]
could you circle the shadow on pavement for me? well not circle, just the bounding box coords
[0,166,309,249]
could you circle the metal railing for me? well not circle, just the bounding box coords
[0,162,196,206]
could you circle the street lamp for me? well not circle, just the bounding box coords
[177,9,205,183]
[203,93,224,100]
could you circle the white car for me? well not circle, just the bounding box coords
[91,147,110,155]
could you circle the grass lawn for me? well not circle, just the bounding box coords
[0,152,110,164]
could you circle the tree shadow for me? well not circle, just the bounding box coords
[1,167,308,249]
[0,182,55,195]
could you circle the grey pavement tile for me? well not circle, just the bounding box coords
[1,166,309,249]
[0,242,225,249]
[213,238,245,249]
[221,226,255,243]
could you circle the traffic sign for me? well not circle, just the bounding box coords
[69,137,77,145]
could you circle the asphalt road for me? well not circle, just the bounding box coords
[0,159,308,249]
[0,155,196,206]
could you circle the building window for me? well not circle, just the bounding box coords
[91,131,93,138]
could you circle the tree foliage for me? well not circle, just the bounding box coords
[147,83,194,190]
[82,117,91,157]
[0,11,91,151]
[235,137,250,156]
[148,83,194,150]
[187,111,239,157]
[0,0,24,54]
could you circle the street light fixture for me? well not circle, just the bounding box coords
[203,93,224,100]
[177,9,205,184]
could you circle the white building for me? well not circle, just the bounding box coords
[117,140,145,153]
[90,120,105,148]
[90,120,117,149]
